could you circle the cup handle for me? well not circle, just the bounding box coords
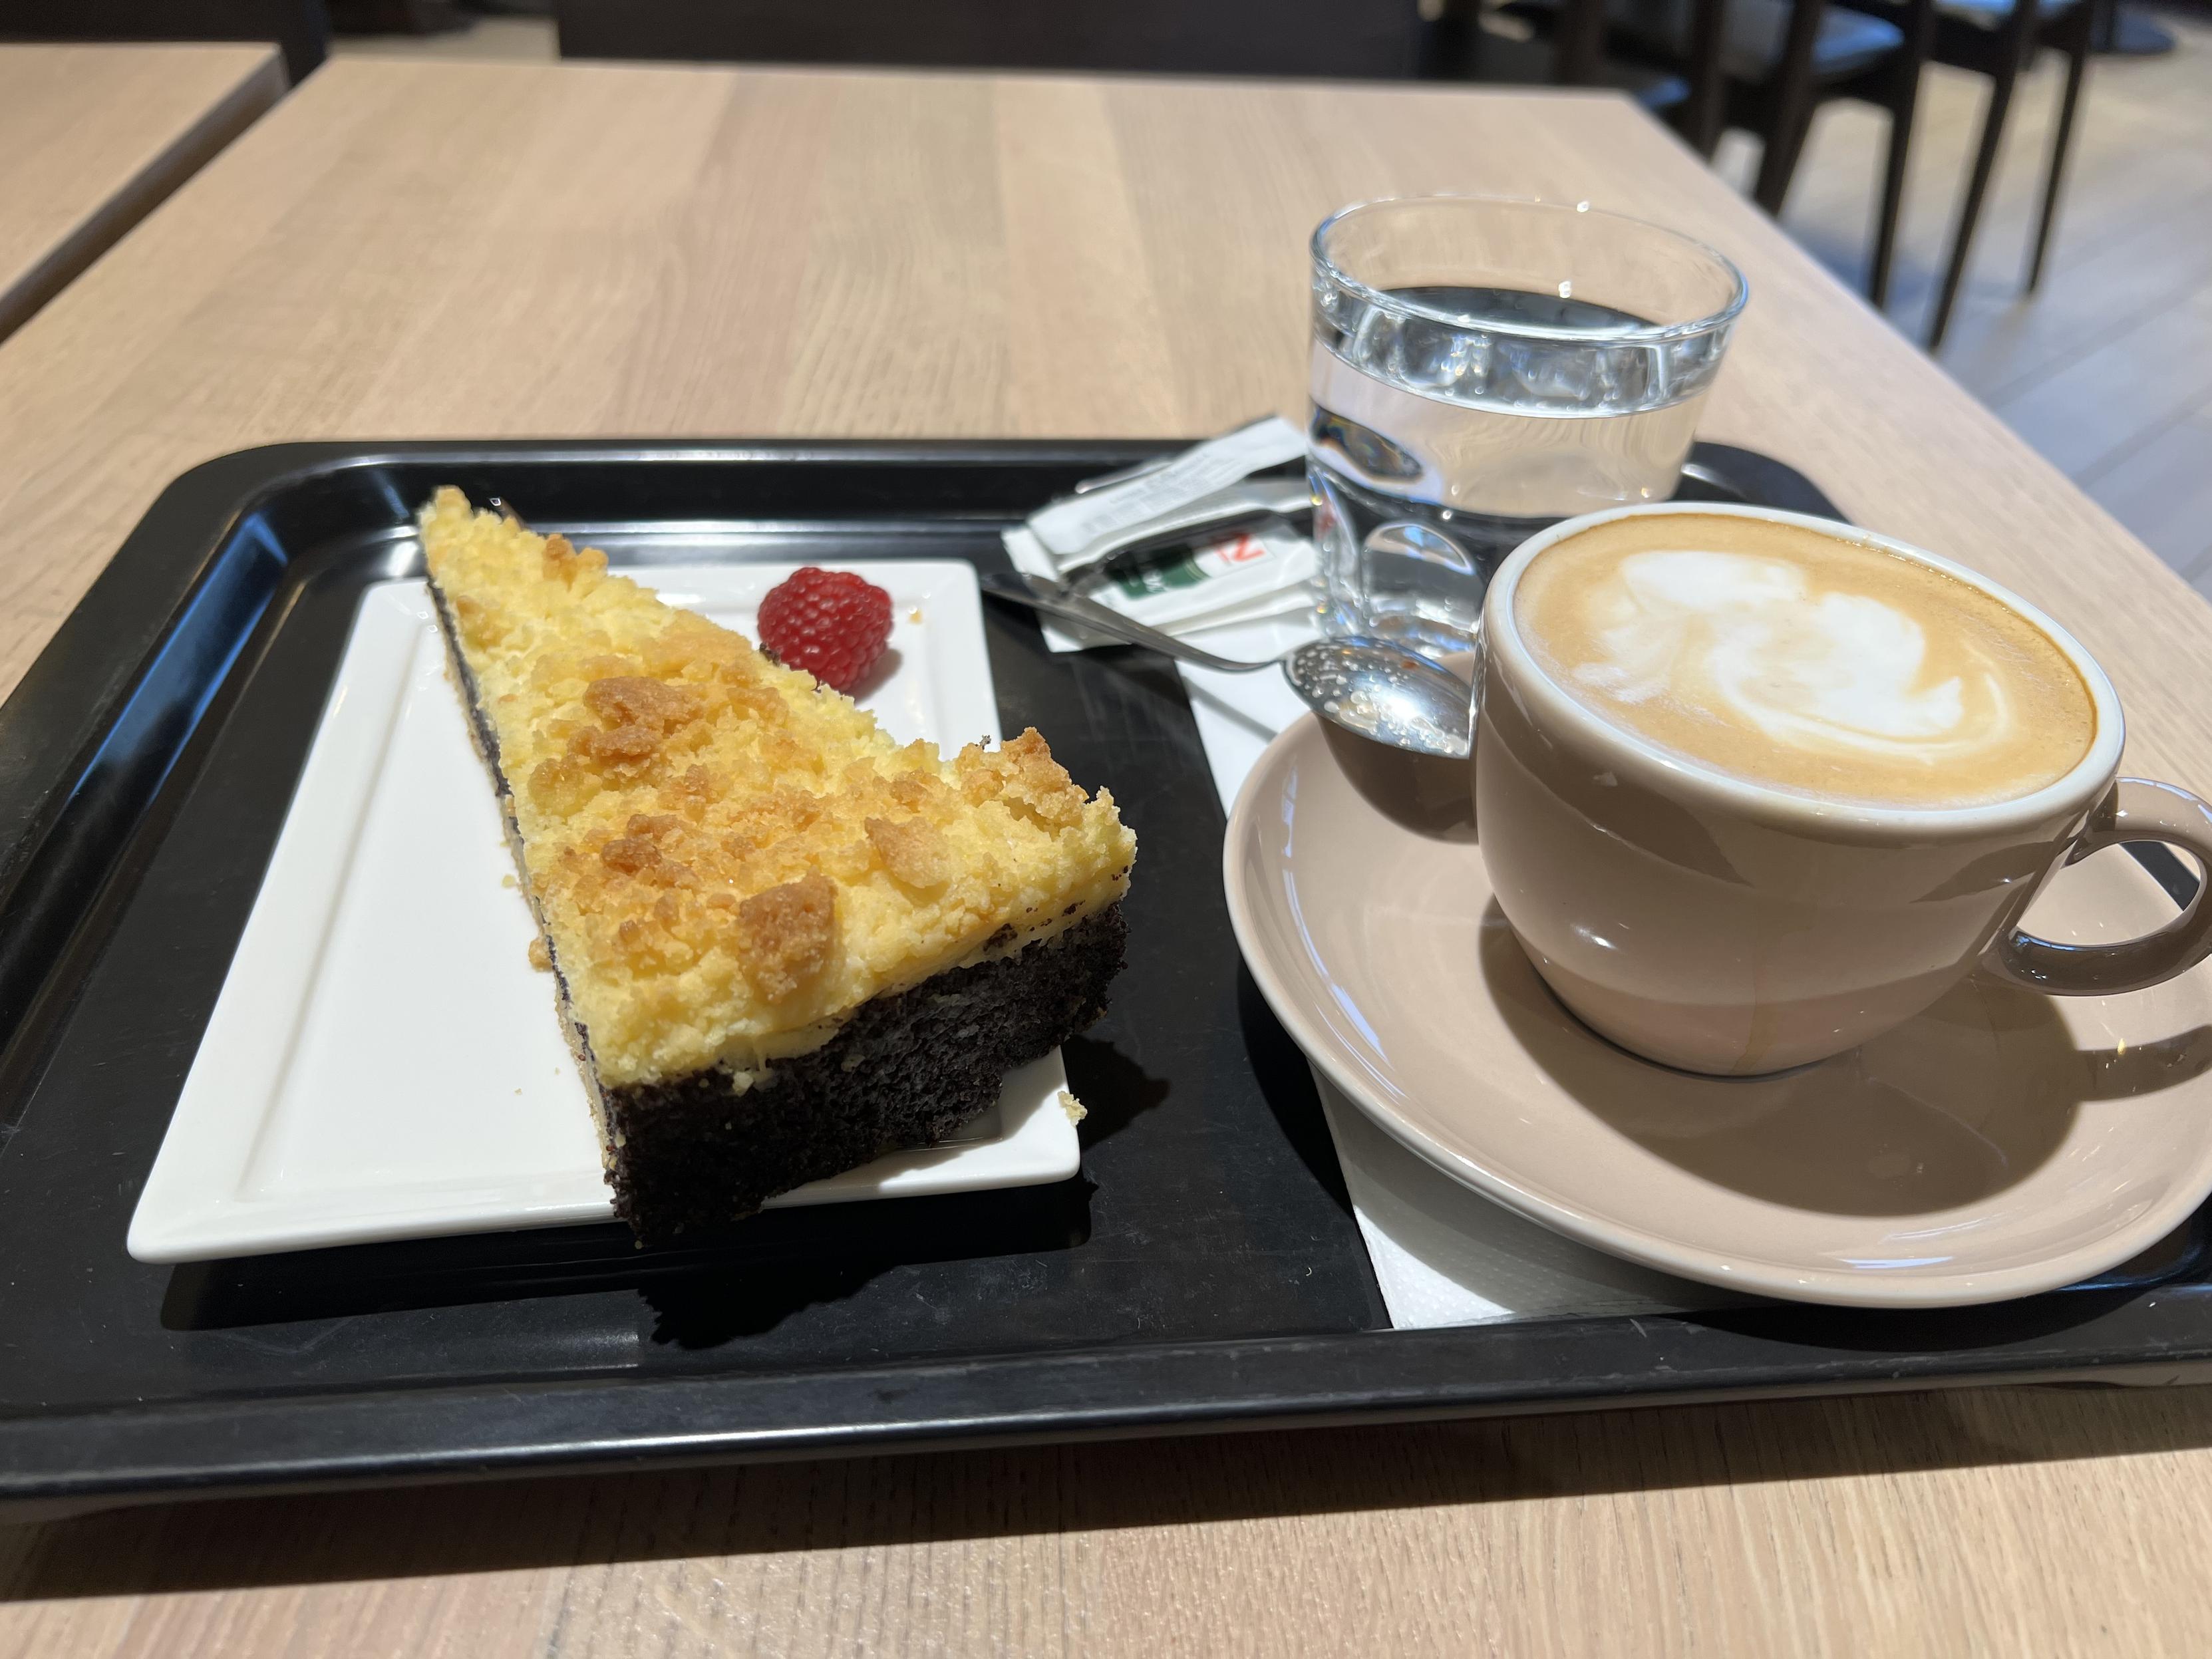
[1981,779,2212,995]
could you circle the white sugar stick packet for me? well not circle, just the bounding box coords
[1001,415,1319,654]
[1024,416,1307,568]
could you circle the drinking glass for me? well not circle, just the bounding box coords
[1308,194,1748,657]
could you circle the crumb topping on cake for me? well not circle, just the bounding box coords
[419,487,1136,1086]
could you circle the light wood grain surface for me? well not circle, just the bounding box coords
[0,43,285,346]
[3,57,2211,1657]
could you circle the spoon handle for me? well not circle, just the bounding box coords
[979,573,1277,673]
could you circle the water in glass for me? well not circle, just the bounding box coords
[1307,200,1744,659]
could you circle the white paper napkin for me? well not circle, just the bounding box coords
[1179,613,1719,1328]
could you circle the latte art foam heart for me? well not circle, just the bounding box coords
[1581,551,1993,754]
[1514,515,2096,808]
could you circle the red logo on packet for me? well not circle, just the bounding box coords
[1216,533,1267,565]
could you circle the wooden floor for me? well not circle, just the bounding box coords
[336,11,2212,590]
[1726,9,2212,590]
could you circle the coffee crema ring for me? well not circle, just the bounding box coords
[1513,512,2096,810]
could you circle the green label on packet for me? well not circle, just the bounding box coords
[1109,531,1273,600]
[1111,551,1206,598]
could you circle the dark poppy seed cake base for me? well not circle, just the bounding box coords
[604,905,1123,1245]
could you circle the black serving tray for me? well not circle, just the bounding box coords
[2,440,2209,1520]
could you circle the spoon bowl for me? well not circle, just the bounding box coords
[1281,637,1474,760]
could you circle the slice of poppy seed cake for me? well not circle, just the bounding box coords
[418,487,1134,1245]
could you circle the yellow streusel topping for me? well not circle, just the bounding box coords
[418,488,1136,1088]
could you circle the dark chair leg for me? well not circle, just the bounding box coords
[1754,98,1819,216]
[1555,0,1609,84]
[2027,7,2092,291]
[1869,0,1934,311]
[1752,0,1829,215]
[1929,54,2021,350]
[1416,0,1476,78]
[1682,0,1728,156]
[1869,104,1913,311]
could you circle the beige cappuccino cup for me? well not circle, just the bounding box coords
[1477,502,2212,1076]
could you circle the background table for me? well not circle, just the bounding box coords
[3,57,2211,1656]
[0,43,283,345]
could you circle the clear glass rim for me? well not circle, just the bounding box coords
[1310,193,1750,346]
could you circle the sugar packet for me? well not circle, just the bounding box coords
[1025,416,1307,568]
[1003,521,1318,654]
[1001,417,1320,653]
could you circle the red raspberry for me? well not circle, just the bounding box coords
[755,567,895,693]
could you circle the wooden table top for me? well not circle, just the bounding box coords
[3,56,2211,1656]
[0,43,284,347]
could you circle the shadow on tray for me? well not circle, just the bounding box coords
[158,1032,1173,1341]
[1239,969,1358,1219]
[161,1176,1094,1342]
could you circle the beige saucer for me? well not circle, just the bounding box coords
[1223,715,2212,1307]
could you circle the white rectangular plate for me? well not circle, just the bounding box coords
[128,560,1081,1263]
